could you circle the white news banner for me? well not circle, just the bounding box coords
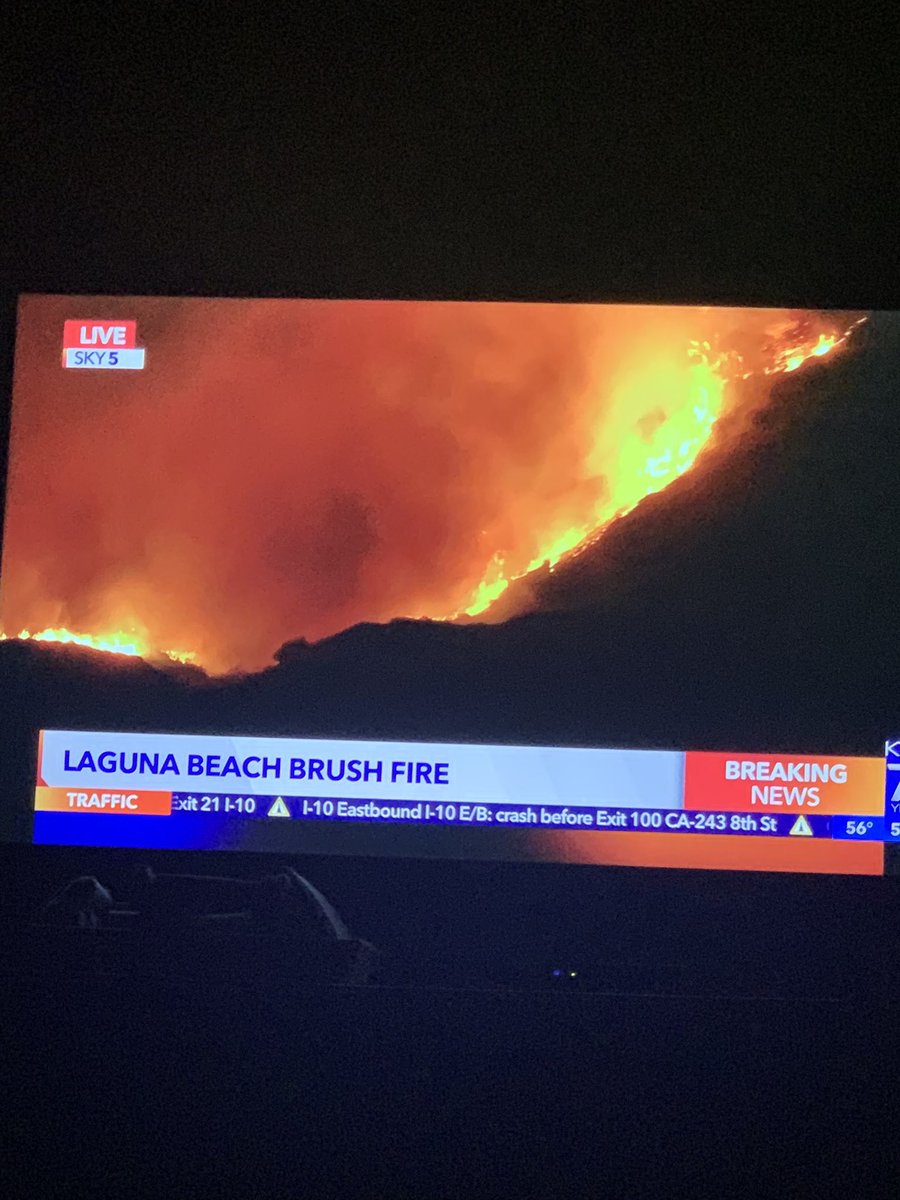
[38,730,686,810]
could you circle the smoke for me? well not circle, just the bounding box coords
[1,297,850,672]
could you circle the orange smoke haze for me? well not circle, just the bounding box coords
[0,297,864,673]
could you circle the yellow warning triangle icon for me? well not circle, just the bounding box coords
[267,797,291,818]
[789,814,813,837]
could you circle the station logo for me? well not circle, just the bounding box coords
[885,739,900,814]
[62,320,145,370]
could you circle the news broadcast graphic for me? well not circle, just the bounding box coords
[61,319,145,370]
[884,740,900,842]
[29,731,888,875]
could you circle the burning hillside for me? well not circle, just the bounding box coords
[0,298,865,672]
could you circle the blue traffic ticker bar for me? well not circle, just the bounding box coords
[166,795,849,837]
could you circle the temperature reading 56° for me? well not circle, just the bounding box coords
[845,820,874,837]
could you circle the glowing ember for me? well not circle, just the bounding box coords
[162,648,198,665]
[770,331,840,374]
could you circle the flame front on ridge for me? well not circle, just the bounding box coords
[0,626,196,665]
[452,316,865,618]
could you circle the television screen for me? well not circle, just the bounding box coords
[1,295,897,875]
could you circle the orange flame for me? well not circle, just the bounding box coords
[0,626,196,665]
[454,316,865,618]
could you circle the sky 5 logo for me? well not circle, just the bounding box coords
[62,320,145,370]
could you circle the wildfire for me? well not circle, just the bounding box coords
[455,316,866,617]
[0,627,196,665]
[0,303,867,671]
